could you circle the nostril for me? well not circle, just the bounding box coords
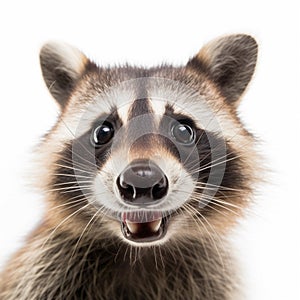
[119,178,128,189]
[117,176,136,201]
[151,176,168,200]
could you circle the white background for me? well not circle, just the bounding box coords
[0,1,299,299]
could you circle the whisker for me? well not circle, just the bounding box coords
[195,181,243,192]
[174,187,246,212]
[40,200,97,251]
[189,196,240,216]
[48,197,88,212]
[185,127,254,175]
[53,163,93,175]
[59,154,96,170]
[53,180,94,187]
[47,185,92,193]
[52,173,93,179]
[183,203,225,270]
[180,204,220,268]
[189,155,241,175]
[70,202,103,259]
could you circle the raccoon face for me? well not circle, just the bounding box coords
[39,34,258,246]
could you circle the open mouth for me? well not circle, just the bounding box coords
[121,211,168,243]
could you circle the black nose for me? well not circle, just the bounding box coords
[117,159,168,205]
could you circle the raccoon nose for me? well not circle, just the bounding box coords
[117,160,168,205]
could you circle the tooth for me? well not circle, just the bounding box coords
[126,218,163,234]
[126,221,139,234]
[150,218,162,232]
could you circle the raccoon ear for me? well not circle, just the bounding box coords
[187,34,258,105]
[40,42,89,109]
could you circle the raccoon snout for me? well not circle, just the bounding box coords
[116,159,168,205]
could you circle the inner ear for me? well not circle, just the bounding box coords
[40,42,90,109]
[187,34,258,105]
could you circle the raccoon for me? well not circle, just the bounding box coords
[0,34,258,300]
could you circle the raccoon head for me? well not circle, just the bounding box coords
[38,34,258,246]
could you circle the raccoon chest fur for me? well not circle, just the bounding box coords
[2,232,235,300]
[0,34,259,300]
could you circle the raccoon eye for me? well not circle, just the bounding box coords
[91,121,114,146]
[171,122,195,145]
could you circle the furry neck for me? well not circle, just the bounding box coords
[1,227,237,300]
